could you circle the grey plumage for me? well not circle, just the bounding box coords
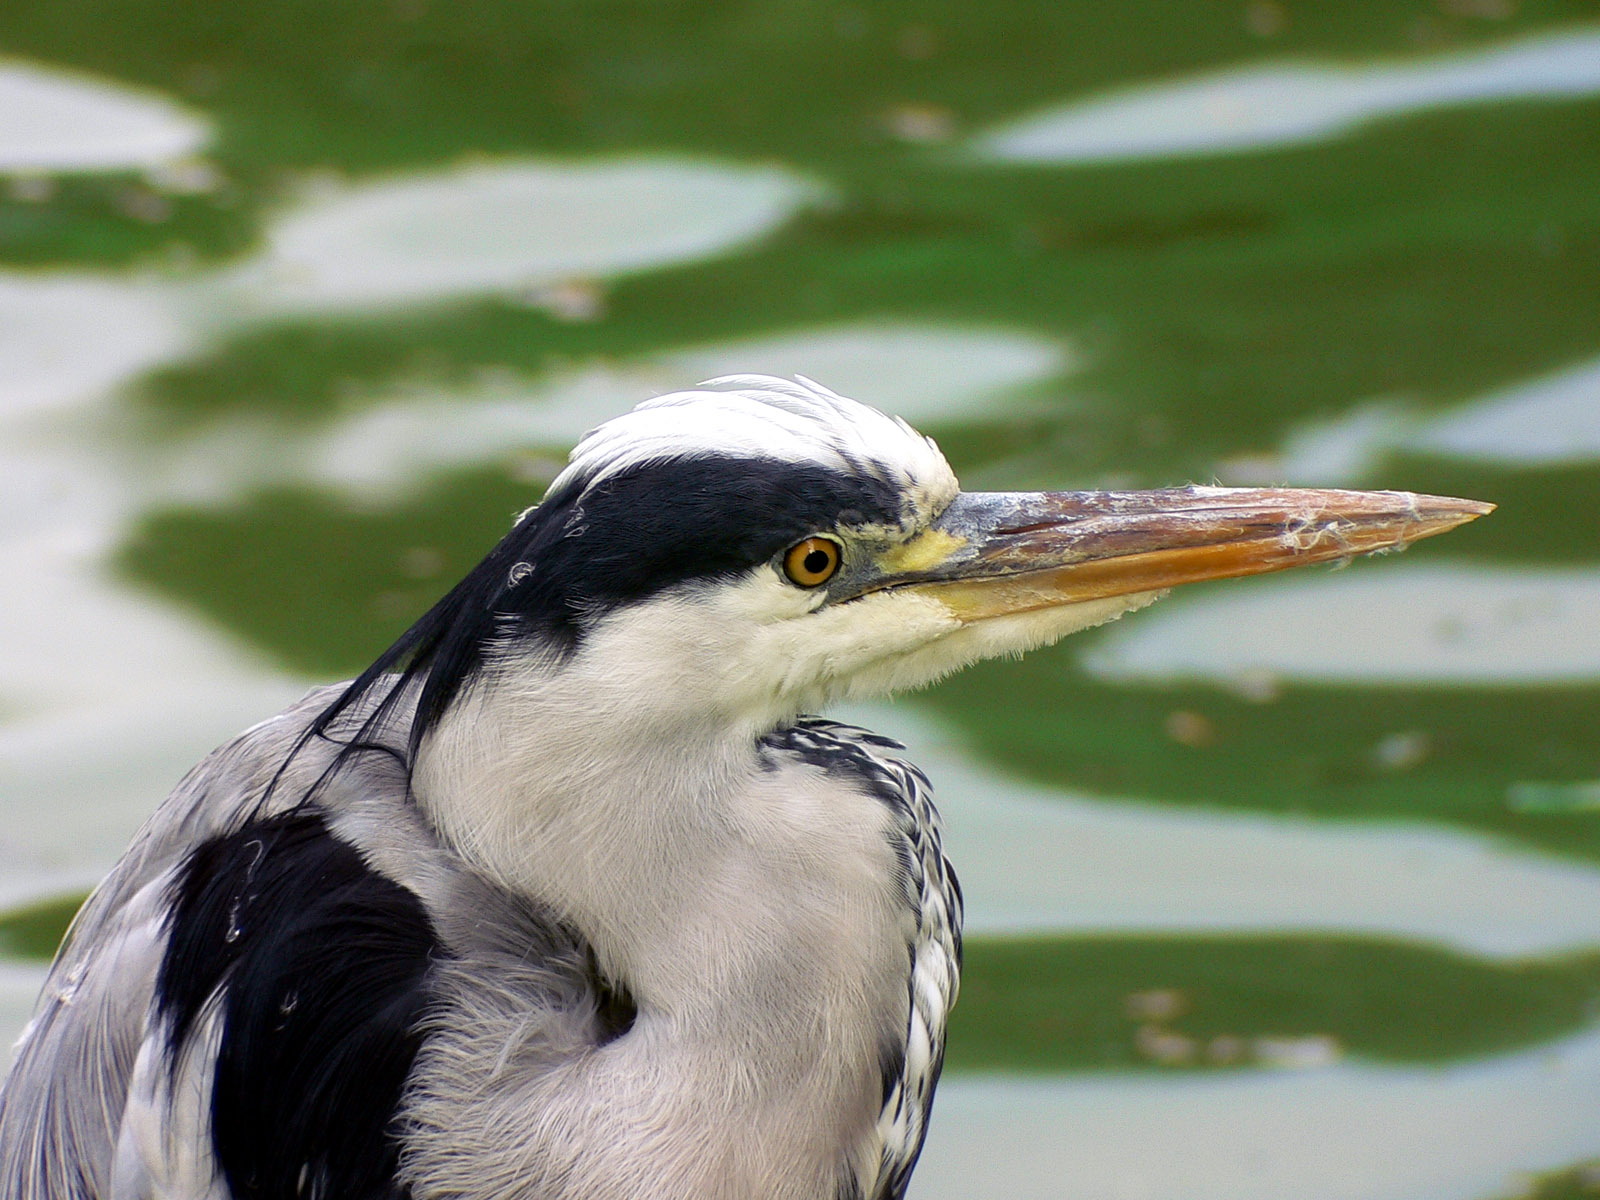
[2,680,953,1199]
[0,375,1488,1199]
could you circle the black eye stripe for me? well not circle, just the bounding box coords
[333,456,907,756]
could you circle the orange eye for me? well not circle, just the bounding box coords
[782,537,842,588]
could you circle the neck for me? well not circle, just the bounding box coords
[410,662,912,1196]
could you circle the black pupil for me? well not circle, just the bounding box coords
[803,548,831,576]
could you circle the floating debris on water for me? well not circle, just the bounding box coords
[1252,1034,1343,1069]
[1165,710,1218,748]
[1371,730,1433,773]
[1135,1024,1199,1065]
[882,102,958,144]
[1126,988,1189,1022]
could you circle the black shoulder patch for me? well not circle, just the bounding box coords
[584,944,638,1045]
[156,810,438,1200]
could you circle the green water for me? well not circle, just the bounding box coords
[4,2,1599,1195]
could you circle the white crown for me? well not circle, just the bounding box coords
[547,375,958,521]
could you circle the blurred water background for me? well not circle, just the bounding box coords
[2,3,1599,1197]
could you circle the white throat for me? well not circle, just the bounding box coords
[411,640,914,1196]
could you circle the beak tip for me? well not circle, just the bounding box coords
[1409,491,1495,531]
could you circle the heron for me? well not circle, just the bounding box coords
[0,375,1488,1199]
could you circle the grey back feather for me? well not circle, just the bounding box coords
[0,692,961,1200]
[0,685,419,1198]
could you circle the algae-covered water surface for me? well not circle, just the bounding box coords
[2,3,1598,1197]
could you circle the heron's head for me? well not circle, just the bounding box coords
[345,376,1489,753]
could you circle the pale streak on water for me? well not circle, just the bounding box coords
[120,324,1073,506]
[207,159,824,317]
[1269,356,1600,486]
[1084,564,1600,688]
[0,60,207,171]
[973,27,1600,163]
[923,1024,1600,1200]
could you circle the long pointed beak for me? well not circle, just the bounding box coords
[872,486,1493,621]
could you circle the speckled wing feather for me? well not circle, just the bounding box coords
[761,718,963,1200]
